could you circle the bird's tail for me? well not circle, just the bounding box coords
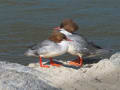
[24,49,38,57]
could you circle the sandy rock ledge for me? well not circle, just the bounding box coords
[0,62,58,90]
[0,52,120,90]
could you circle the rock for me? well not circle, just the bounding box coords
[0,61,58,90]
[110,52,120,67]
[0,51,120,90]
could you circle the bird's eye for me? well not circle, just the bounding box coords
[64,36,67,39]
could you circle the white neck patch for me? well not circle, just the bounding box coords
[59,28,72,36]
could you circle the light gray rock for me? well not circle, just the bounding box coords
[0,51,120,90]
[110,52,120,66]
[0,61,58,90]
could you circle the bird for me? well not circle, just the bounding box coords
[54,19,109,67]
[24,31,71,68]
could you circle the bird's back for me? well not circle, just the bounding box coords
[25,40,69,58]
[25,40,57,57]
[66,33,89,55]
[66,33,110,58]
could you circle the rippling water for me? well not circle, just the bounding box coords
[0,0,120,65]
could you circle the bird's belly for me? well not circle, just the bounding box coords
[68,45,78,55]
[41,51,66,58]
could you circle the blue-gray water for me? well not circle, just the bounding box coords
[0,0,120,65]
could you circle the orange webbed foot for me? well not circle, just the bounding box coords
[69,61,82,67]
[69,58,83,67]
[40,65,50,68]
[50,62,62,67]
[49,58,62,67]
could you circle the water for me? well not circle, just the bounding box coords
[0,0,120,65]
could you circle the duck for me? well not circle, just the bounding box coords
[54,19,107,67]
[24,31,71,68]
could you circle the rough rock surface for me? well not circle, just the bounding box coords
[0,62,58,90]
[0,52,120,90]
[110,51,120,66]
[28,52,120,90]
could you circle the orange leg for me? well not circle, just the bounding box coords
[39,56,50,68]
[69,56,83,67]
[79,57,83,66]
[49,58,62,67]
